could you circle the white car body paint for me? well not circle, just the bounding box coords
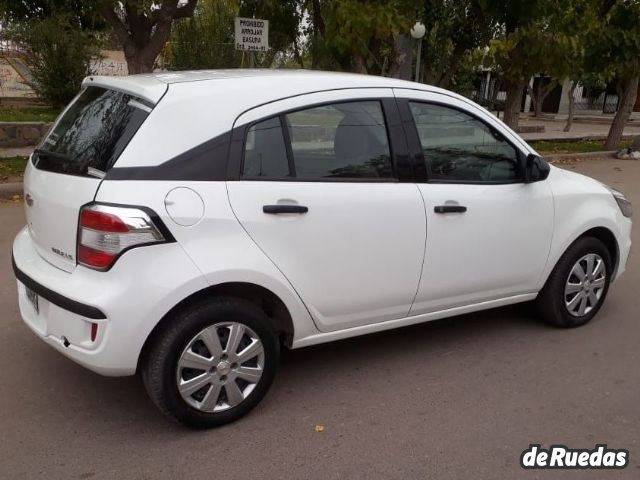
[12,70,632,376]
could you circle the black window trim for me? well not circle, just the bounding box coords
[236,97,401,183]
[397,97,528,185]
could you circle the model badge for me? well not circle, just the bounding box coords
[51,247,73,261]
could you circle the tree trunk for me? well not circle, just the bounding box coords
[527,80,557,117]
[438,61,458,89]
[503,80,526,130]
[100,1,197,76]
[563,80,578,132]
[605,76,639,150]
[437,46,465,89]
[388,35,412,80]
[310,0,325,70]
[124,51,156,74]
[352,54,367,74]
[293,42,304,69]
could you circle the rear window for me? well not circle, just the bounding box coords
[34,86,151,177]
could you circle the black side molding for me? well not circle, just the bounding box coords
[12,255,107,320]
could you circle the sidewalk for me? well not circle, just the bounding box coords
[0,147,33,158]
[518,117,640,142]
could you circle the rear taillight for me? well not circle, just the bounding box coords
[78,204,169,271]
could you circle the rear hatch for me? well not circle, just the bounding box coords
[24,85,156,272]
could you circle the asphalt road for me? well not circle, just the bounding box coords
[1,158,639,479]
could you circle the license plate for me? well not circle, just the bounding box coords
[26,287,39,314]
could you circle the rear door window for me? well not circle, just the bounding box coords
[240,100,393,180]
[35,86,151,177]
[286,101,392,179]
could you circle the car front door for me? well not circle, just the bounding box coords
[393,89,554,315]
[226,89,426,332]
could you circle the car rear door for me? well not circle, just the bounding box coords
[226,89,426,332]
[393,88,554,314]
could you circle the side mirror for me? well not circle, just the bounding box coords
[524,154,550,183]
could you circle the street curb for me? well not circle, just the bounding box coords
[544,150,617,161]
[526,134,638,143]
[0,182,23,200]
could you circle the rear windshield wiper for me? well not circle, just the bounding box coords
[33,148,72,163]
[33,148,105,178]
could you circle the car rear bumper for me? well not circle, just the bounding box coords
[12,226,208,376]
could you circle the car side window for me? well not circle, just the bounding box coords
[243,117,292,178]
[409,102,520,183]
[285,101,392,179]
[241,100,394,180]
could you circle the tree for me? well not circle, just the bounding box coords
[483,0,558,129]
[168,0,240,70]
[304,0,411,74]
[552,0,601,132]
[585,0,640,149]
[239,0,304,68]
[6,14,99,106]
[419,0,495,88]
[0,0,104,30]
[98,0,199,74]
[328,0,406,74]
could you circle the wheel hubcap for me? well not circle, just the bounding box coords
[176,322,265,413]
[564,253,606,317]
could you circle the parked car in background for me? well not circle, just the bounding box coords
[12,70,632,428]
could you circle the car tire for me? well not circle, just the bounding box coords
[141,297,279,429]
[536,236,612,328]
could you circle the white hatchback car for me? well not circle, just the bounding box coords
[13,70,632,428]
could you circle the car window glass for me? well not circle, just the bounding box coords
[36,86,150,176]
[243,117,291,178]
[285,101,392,179]
[409,102,519,182]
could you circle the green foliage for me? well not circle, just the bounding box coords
[239,0,303,55]
[530,139,632,154]
[580,73,608,100]
[169,0,241,70]
[0,107,61,122]
[7,14,100,107]
[0,157,29,180]
[324,0,407,58]
[585,0,640,82]
[447,50,485,96]
[169,0,303,70]
[419,0,495,86]
[0,0,104,30]
[304,0,411,73]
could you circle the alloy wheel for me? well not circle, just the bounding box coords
[176,322,265,412]
[564,253,606,317]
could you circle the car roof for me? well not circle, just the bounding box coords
[83,69,459,105]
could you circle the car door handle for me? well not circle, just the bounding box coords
[263,205,309,214]
[434,205,467,214]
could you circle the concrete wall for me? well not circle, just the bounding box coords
[0,58,35,98]
[0,122,51,147]
[0,50,130,100]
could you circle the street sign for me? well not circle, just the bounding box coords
[234,17,269,52]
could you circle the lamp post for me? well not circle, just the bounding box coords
[410,21,426,83]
